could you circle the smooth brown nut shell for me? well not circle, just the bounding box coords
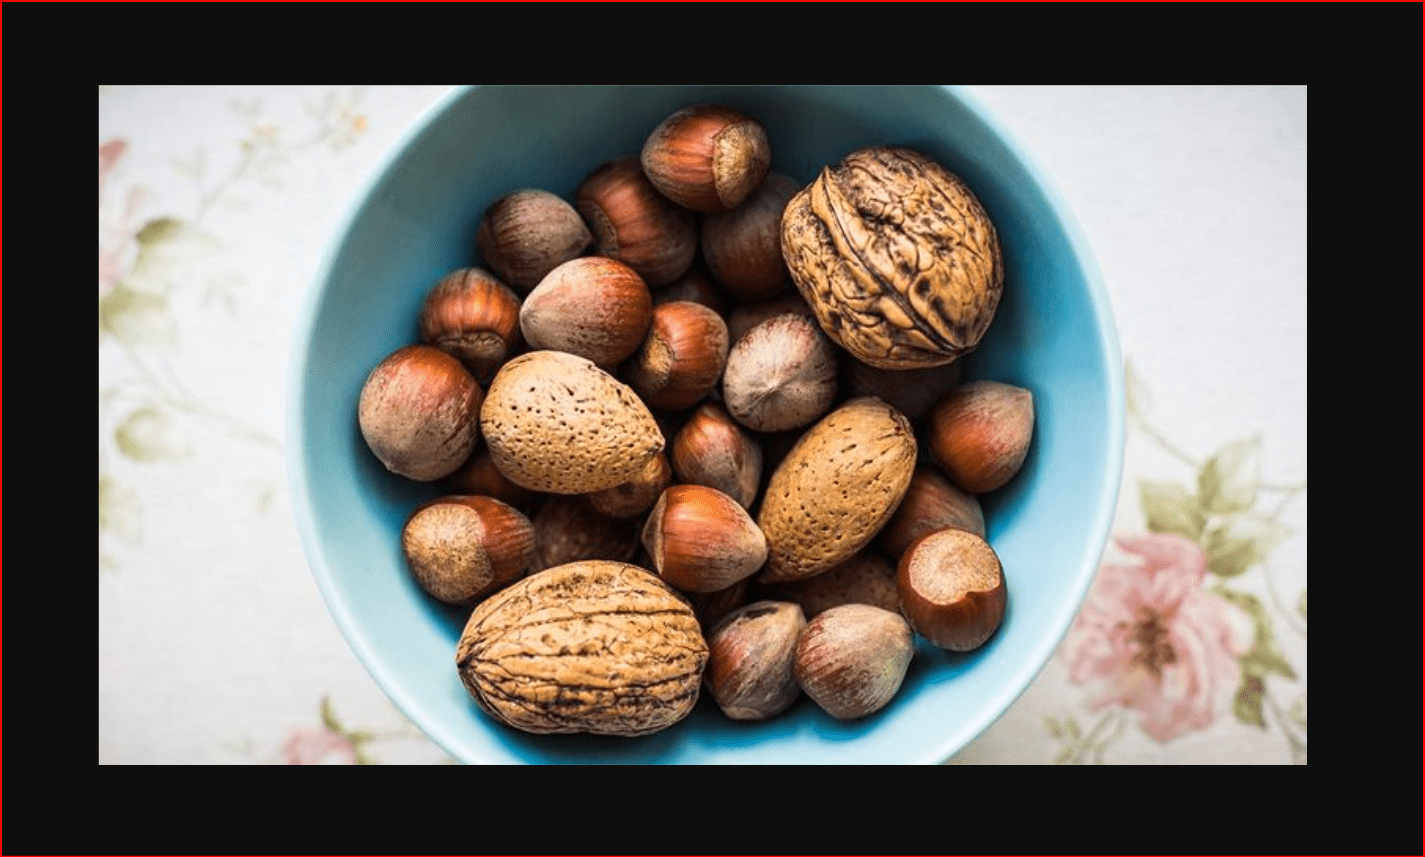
[794,603,915,721]
[705,600,807,721]
[475,189,592,292]
[641,104,772,213]
[897,527,1007,652]
[442,447,535,512]
[401,495,535,605]
[621,300,729,412]
[879,465,986,561]
[701,172,801,301]
[757,397,917,583]
[763,550,900,618]
[586,451,673,520]
[357,344,483,482]
[842,357,964,423]
[520,256,653,370]
[576,156,698,287]
[781,146,1004,370]
[669,402,763,510]
[456,561,708,736]
[925,379,1034,494]
[642,484,768,593]
[480,350,664,494]
[418,267,523,385]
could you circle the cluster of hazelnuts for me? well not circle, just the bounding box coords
[357,103,1034,725]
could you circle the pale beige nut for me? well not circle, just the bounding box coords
[480,350,664,494]
[455,561,709,737]
[781,145,1004,370]
[897,527,1007,652]
[721,312,839,433]
[705,600,807,721]
[794,603,915,721]
[757,397,917,583]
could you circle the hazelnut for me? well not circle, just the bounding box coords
[417,267,523,385]
[879,465,986,561]
[529,495,640,573]
[357,344,483,482]
[641,104,771,213]
[519,256,653,370]
[585,451,673,520]
[794,603,915,721]
[576,156,697,287]
[621,300,730,412]
[401,495,535,606]
[669,402,763,510]
[641,484,768,593]
[474,189,592,293]
[925,380,1034,494]
[721,313,839,433]
[701,172,800,301]
[705,600,807,721]
[763,550,901,618]
[897,527,1007,652]
[684,577,754,634]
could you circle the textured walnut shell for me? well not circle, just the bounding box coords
[781,146,1004,370]
[480,350,664,494]
[757,397,917,583]
[455,561,708,737]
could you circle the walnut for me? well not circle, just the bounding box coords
[780,146,1004,370]
[455,561,709,737]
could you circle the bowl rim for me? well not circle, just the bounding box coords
[286,84,1126,764]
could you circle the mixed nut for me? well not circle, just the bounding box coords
[356,102,1035,739]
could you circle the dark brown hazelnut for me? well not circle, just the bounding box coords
[641,104,771,212]
[701,172,800,301]
[576,156,697,287]
[879,465,986,561]
[925,380,1034,494]
[621,300,729,412]
[641,484,767,593]
[669,402,763,510]
[417,267,523,385]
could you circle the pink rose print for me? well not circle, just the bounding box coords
[1060,533,1254,743]
[281,726,358,765]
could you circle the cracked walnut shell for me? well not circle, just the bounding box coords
[781,146,1004,370]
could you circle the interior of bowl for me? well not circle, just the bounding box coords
[289,85,1124,764]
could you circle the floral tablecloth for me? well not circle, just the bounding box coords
[98,85,1307,765]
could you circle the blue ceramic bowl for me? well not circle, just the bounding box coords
[288,85,1124,764]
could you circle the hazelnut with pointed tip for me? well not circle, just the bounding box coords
[576,156,697,287]
[925,379,1034,494]
[705,600,807,721]
[794,603,915,721]
[879,465,986,561]
[641,484,768,593]
[621,300,730,412]
[475,189,592,293]
[418,267,523,384]
[519,256,653,371]
[669,402,763,510]
[357,344,483,482]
